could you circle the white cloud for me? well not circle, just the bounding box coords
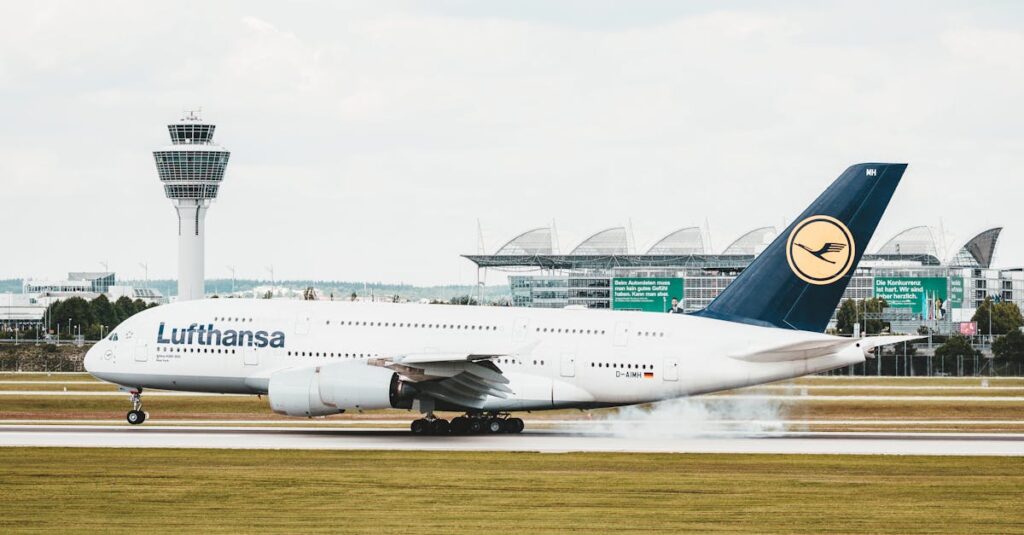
[1,2,1023,284]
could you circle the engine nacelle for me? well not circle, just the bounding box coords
[268,362,412,417]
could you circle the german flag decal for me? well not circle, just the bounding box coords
[643,372,654,379]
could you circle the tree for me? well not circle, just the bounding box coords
[993,330,1024,363]
[835,298,889,335]
[90,295,117,329]
[971,298,1024,335]
[47,297,94,335]
[448,295,478,306]
[934,335,980,359]
[113,296,136,324]
[43,295,160,340]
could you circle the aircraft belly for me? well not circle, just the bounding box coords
[90,371,257,394]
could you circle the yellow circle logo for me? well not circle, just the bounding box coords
[786,215,855,285]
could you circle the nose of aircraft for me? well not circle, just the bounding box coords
[83,342,101,373]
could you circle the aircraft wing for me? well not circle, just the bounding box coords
[368,353,513,409]
[729,335,924,363]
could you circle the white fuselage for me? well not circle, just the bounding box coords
[85,299,862,412]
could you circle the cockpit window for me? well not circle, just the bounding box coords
[108,333,118,342]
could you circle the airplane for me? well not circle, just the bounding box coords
[85,162,919,434]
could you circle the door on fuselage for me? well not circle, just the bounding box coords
[663,357,679,381]
[513,318,529,341]
[295,316,311,335]
[134,341,148,362]
[613,322,630,347]
[243,347,258,366]
[560,353,576,377]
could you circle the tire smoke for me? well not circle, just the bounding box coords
[585,393,791,438]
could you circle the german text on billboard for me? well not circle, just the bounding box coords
[873,277,950,320]
[611,278,684,312]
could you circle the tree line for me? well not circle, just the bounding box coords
[834,296,1024,374]
[0,295,157,341]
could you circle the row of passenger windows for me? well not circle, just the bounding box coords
[498,358,545,366]
[158,346,237,354]
[535,326,665,338]
[592,362,653,370]
[537,327,605,335]
[287,351,377,358]
[214,317,253,322]
[324,320,499,331]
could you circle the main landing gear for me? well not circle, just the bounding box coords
[126,390,147,425]
[410,413,524,435]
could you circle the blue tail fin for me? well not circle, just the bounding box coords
[694,163,907,332]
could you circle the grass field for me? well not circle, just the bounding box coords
[0,448,1022,533]
[4,373,1024,432]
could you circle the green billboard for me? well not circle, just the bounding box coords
[873,277,951,320]
[949,276,964,308]
[611,278,684,312]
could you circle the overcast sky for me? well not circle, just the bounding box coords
[2,1,1022,286]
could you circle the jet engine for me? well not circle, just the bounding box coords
[268,362,416,417]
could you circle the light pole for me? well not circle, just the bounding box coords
[988,292,995,347]
[227,266,236,295]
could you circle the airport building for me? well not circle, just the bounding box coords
[0,272,166,329]
[153,111,231,301]
[465,226,1020,335]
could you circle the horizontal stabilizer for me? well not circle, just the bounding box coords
[730,335,924,363]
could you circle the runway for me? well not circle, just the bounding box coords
[1,424,1022,455]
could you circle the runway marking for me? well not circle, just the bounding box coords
[0,425,1022,455]
[2,419,1024,426]
[709,394,1024,401]
[745,384,1024,391]
[0,381,104,385]
[5,391,1024,401]
[0,391,246,397]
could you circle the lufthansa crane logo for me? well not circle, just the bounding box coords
[786,215,855,285]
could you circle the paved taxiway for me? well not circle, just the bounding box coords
[1,425,1022,455]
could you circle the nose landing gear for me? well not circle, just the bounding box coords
[126,390,147,425]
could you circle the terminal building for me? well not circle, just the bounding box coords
[464,226,1021,335]
[0,272,166,330]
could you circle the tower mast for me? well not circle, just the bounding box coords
[152,110,231,301]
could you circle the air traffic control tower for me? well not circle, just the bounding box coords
[153,111,231,301]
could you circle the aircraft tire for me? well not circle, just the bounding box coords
[450,417,469,435]
[506,418,524,434]
[431,419,450,435]
[410,419,430,434]
[127,410,144,425]
[486,419,505,434]
[467,419,484,434]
